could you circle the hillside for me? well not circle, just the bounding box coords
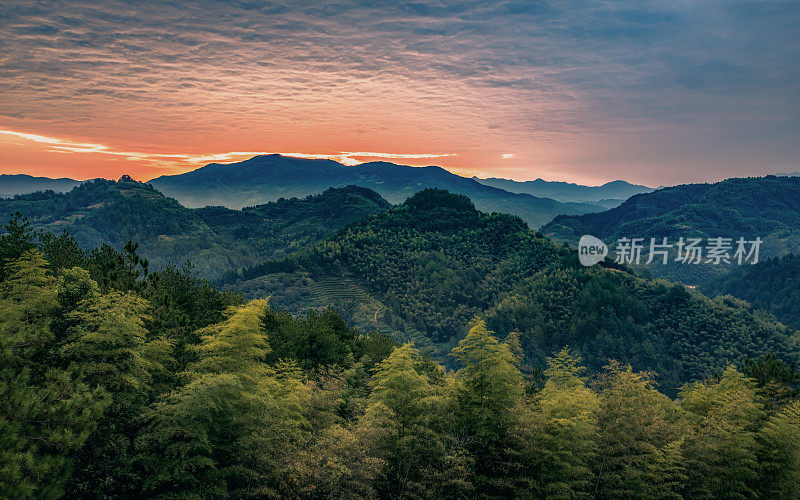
[0,179,390,279]
[0,173,82,197]
[700,254,800,330]
[475,176,653,203]
[149,154,603,228]
[239,189,799,394]
[541,176,800,282]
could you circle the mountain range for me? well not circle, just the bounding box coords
[2,156,658,229]
[474,176,653,205]
[148,154,605,228]
[3,166,800,394]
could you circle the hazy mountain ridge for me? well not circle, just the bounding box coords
[474,176,653,203]
[149,154,604,228]
[0,173,83,198]
[540,175,800,282]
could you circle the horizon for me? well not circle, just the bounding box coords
[2,151,798,189]
[2,1,799,186]
[2,152,662,188]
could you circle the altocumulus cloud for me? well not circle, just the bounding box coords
[0,0,798,184]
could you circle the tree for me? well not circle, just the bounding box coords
[0,252,108,498]
[758,400,800,498]
[520,348,598,498]
[58,267,168,498]
[450,319,524,497]
[742,354,799,414]
[145,263,244,379]
[136,300,309,498]
[0,212,35,281]
[592,361,683,499]
[36,231,86,272]
[85,241,149,294]
[364,343,447,497]
[680,366,765,499]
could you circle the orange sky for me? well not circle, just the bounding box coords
[1,1,798,186]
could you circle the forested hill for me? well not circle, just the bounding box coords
[542,175,800,247]
[149,154,604,228]
[540,176,800,282]
[4,216,800,498]
[0,179,390,279]
[700,253,800,330]
[239,189,799,395]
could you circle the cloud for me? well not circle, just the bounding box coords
[0,0,798,184]
[0,128,455,174]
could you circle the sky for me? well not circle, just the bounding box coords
[0,0,798,186]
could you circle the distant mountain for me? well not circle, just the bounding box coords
[237,189,797,395]
[474,176,653,203]
[0,173,82,198]
[149,154,604,228]
[0,179,390,279]
[541,176,800,283]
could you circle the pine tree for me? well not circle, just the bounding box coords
[0,212,35,281]
[0,252,108,498]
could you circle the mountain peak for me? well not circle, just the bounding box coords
[404,188,476,213]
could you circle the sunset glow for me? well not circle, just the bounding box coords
[1,1,798,185]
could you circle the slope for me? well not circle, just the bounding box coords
[699,253,800,330]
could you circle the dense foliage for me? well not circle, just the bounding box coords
[2,248,799,498]
[0,180,391,279]
[3,187,800,497]
[243,189,799,393]
[701,253,800,330]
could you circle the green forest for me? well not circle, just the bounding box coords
[0,179,391,280]
[3,192,800,498]
[239,189,798,395]
[701,254,800,331]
